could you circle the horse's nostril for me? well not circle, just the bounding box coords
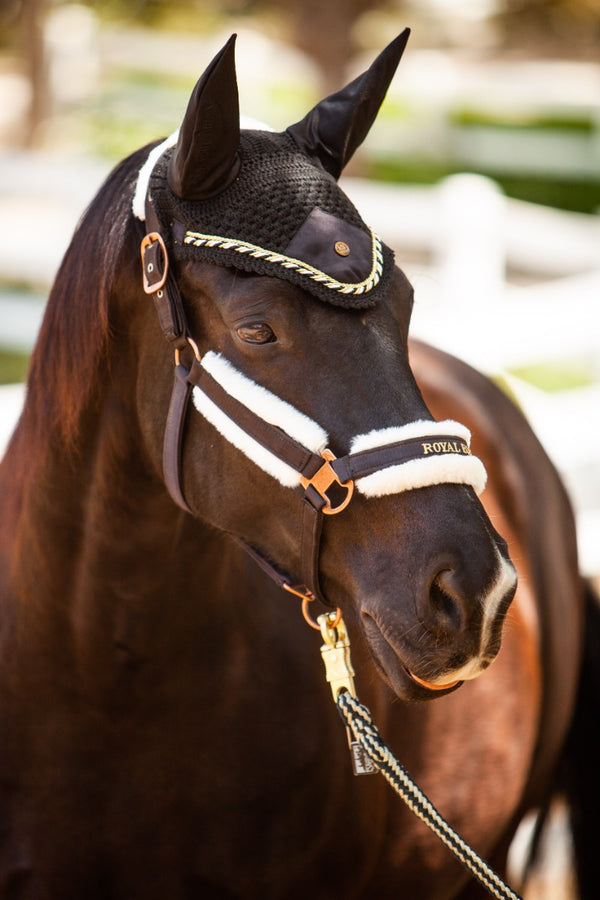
[427,571,464,634]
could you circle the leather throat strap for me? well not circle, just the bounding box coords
[163,363,195,513]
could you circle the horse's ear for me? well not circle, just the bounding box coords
[167,34,241,200]
[286,29,410,179]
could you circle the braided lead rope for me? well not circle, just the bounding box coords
[337,692,522,900]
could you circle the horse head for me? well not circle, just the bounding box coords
[133,32,516,701]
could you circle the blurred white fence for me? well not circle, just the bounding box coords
[0,157,598,574]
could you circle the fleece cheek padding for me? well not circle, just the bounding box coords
[133,130,180,221]
[192,389,302,487]
[350,420,488,497]
[192,351,329,488]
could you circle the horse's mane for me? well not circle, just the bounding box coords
[25,145,153,448]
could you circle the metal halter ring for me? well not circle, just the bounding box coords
[300,449,354,515]
[174,336,202,366]
[300,594,342,631]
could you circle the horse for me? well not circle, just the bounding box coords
[0,29,597,899]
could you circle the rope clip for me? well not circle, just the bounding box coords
[316,611,377,776]
[318,612,357,701]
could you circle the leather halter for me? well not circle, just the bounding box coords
[140,196,483,608]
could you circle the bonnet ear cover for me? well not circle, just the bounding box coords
[152,31,411,308]
[286,28,410,180]
[167,34,241,200]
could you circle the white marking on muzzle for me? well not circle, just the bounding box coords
[429,550,517,685]
[480,550,518,652]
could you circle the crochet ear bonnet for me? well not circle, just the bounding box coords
[135,31,410,309]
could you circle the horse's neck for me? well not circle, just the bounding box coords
[1,397,244,688]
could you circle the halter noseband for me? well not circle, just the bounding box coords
[138,181,487,608]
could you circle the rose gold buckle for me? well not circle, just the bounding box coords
[300,449,354,515]
[141,232,169,294]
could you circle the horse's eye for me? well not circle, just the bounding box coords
[236,323,276,345]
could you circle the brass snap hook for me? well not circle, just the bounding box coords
[300,449,354,515]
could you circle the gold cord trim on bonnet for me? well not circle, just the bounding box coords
[182,228,384,295]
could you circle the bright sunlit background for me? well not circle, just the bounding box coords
[0,2,599,895]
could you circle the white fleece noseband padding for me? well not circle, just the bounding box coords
[192,352,328,487]
[192,352,487,495]
[350,421,487,496]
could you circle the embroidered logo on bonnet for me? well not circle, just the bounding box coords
[135,32,410,309]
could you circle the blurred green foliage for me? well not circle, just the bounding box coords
[79,0,266,29]
[75,69,191,159]
[0,350,29,384]
[369,157,600,214]
[509,359,596,393]
[450,110,596,134]
[70,67,316,159]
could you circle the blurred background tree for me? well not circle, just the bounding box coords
[20,0,47,145]
[275,0,395,94]
[4,0,600,146]
[496,0,600,56]
[1,0,47,146]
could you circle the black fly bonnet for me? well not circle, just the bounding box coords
[134,32,408,309]
[149,129,393,307]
